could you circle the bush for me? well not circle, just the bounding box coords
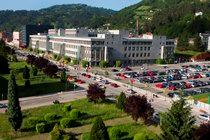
[115,60,122,67]
[36,123,48,133]
[81,133,90,140]
[24,117,43,130]
[99,60,108,68]
[44,113,61,122]
[155,58,166,65]
[53,100,60,104]
[69,109,81,119]
[31,66,38,76]
[62,104,72,112]
[53,54,58,60]
[109,127,121,140]
[60,118,75,128]
[50,124,64,140]
[133,132,157,140]
[81,60,89,68]
[116,92,126,110]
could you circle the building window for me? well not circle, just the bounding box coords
[144,53,146,57]
[147,53,150,57]
[128,47,131,51]
[148,47,150,51]
[136,53,139,57]
[137,47,139,51]
[132,53,135,57]
[140,53,143,57]
[132,47,135,51]
[140,47,143,51]
[128,53,131,57]
[124,47,127,51]
[144,47,146,51]
[124,53,127,58]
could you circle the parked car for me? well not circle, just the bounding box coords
[199,114,210,122]
[110,83,119,88]
[0,103,7,109]
[125,89,136,94]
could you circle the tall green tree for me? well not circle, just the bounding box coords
[7,71,22,131]
[60,70,67,83]
[22,66,30,87]
[90,117,110,140]
[116,92,126,110]
[160,98,196,140]
[193,35,204,52]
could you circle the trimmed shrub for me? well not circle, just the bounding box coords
[116,92,126,110]
[31,66,38,76]
[63,135,72,140]
[44,113,61,122]
[36,123,47,133]
[133,132,157,140]
[69,109,81,120]
[24,117,43,130]
[81,133,90,140]
[62,104,72,112]
[109,127,121,140]
[60,118,75,128]
[50,124,64,140]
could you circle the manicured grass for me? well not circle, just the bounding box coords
[193,93,210,104]
[0,61,74,98]
[0,99,160,139]
[175,50,201,56]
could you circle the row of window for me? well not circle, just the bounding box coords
[124,53,150,58]
[124,46,151,52]
[122,41,152,45]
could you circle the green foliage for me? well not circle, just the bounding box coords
[60,118,75,128]
[0,76,8,100]
[31,66,38,76]
[23,66,30,87]
[56,55,62,61]
[115,60,122,67]
[60,70,67,83]
[64,56,71,63]
[44,113,61,122]
[7,71,22,131]
[87,83,106,103]
[160,98,196,140]
[36,122,51,133]
[99,60,109,68]
[53,54,58,60]
[90,117,110,140]
[24,117,44,130]
[62,104,72,112]
[81,133,90,140]
[192,35,205,52]
[69,109,81,120]
[155,59,166,65]
[50,124,64,140]
[81,60,89,68]
[116,92,126,110]
[0,55,9,74]
[71,59,78,65]
[133,132,157,140]
[109,127,121,140]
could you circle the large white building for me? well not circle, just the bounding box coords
[30,28,175,66]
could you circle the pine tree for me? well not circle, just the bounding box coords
[90,117,110,140]
[23,66,30,87]
[60,70,67,83]
[116,92,126,110]
[7,71,22,131]
[160,98,196,140]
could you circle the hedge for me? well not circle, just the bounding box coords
[109,127,121,140]
[44,113,62,122]
[24,117,44,130]
[60,118,75,128]
[69,109,81,120]
[62,104,72,112]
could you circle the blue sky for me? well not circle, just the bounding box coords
[1,0,140,11]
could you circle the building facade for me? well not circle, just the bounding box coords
[20,24,53,48]
[30,29,175,66]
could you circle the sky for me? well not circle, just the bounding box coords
[1,0,140,11]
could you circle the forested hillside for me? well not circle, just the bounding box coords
[0,4,115,32]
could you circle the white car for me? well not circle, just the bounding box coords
[199,114,210,122]
[125,89,136,94]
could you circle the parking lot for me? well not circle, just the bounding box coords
[108,62,210,103]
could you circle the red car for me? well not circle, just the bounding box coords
[110,83,119,88]
[169,85,176,91]
[76,79,85,84]
[155,83,164,88]
[125,66,132,71]
[85,74,91,78]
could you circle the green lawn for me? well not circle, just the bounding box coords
[175,50,201,56]
[0,99,160,139]
[193,93,210,104]
[0,61,74,98]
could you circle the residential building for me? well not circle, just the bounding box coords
[30,29,175,66]
[20,24,53,48]
[12,32,20,47]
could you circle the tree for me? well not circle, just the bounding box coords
[156,58,166,65]
[160,98,196,140]
[90,117,110,140]
[195,123,210,140]
[0,55,9,74]
[125,95,154,122]
[177,33,189,51]
[60,70,67,83]
[23,66,30,87]
[193,35,205,52]
[99,60,108,68]
[31,66,38,76]
[81,60,89,68]
[43,64,58,77]
[7,71,22,131]
[115,60,122,67]
[87,83,106,103]
[72,59,78,65]
[26,55,37,66]
[116,92,126,110]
